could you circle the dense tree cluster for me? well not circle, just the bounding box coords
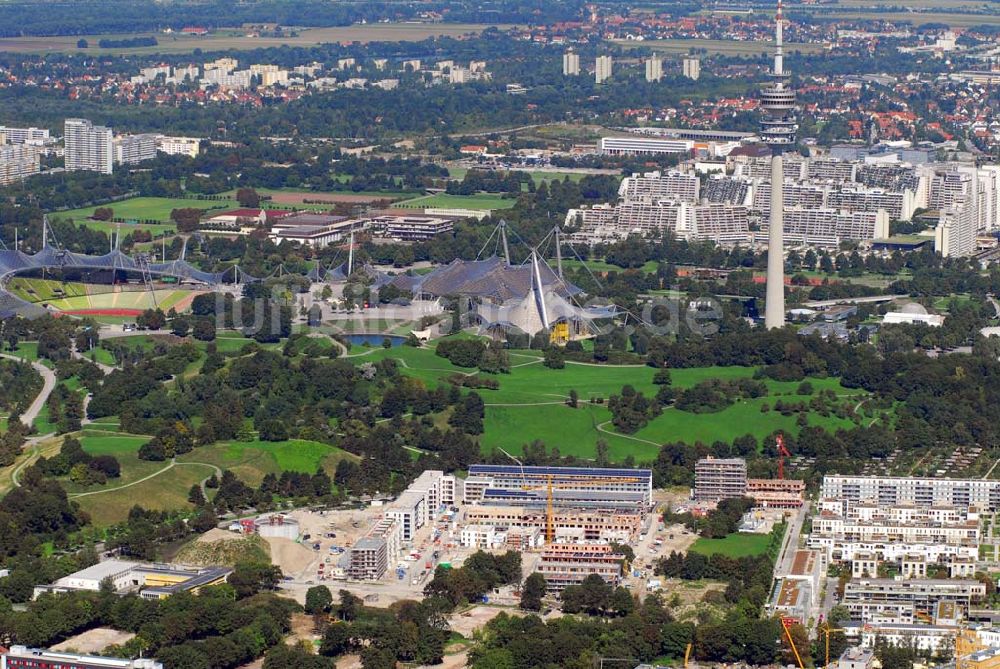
[424,551,522,608]
[0,468,87,561]
[317,590,450,667]
[36,436,121,487]
[0,576,295,669]
[667,497,758,539]
[0,359,41,416]
[607,384,662,434]
[673,378,768,414]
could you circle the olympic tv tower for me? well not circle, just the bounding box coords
[761,0,797,329]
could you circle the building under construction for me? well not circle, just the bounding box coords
[465,464,654,508]
[463,506,643,544]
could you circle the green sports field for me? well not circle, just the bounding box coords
[41,288,202,313]
[52,196,239,227]
[396,193,517,211]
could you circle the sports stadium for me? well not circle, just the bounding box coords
[0,220,248,320]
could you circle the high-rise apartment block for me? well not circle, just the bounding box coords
[595,55,613,84]
[645,54,663,82]
[64,118,113,174]
[821,474,1000,511]
[113,134,157,165]
[0,126,50,145]
[563,51,580,76]
[694,457,748,501]
[0,143,40,185]
[155,135,201,158]
[682,56,701,80]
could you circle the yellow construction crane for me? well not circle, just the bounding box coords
[519,473,647,544]
[780,617,806,669]
[684,643,693,669]
[820,623,846,668]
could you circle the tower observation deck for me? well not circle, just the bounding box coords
[760,0,797,149]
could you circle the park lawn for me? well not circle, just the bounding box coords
[560,258,661,274]
[213,333,284,354]
[689,532,772,558]
[356,341,864,460]
[33,404,58,435]
[356,345,474,385]
[177,439,358,487]
[83,346,117,367]
[53,196,238,226]
[482,402,656,461]
[61,434,165,494]
[632,397,859,447]
[73,464,210,526]
[4,341,43,363]
[78,432,149,455]
[395,193,517,210]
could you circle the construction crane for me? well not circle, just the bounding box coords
[820,623,846,668]
[684,643,693,669]
[519,473,646,544]
[776,433,792,480]
[780,617,806,669]
[492,450,646,545]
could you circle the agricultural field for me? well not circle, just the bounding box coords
[689,532,773,558]
[396,193,518,211]
[355,343,871,462]
[794,9,1000,27]
[0,24,506,55]
[611,38,827,56]
[52,196,238,227]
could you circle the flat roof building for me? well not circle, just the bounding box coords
[372,214,454,241]
[466,465,653,508]
[694,457,747,501]
[820,475,1000,510]
[536,544,625,591]
[32,559,231,600]
[1,646,161,669]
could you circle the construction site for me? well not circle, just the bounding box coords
[209,464,702,607]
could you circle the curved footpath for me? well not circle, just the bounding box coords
[0,352,56,428]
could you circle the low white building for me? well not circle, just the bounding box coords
[460,524,507,549]
[883,303,945,326]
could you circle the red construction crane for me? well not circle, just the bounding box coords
[776,433,791,480]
